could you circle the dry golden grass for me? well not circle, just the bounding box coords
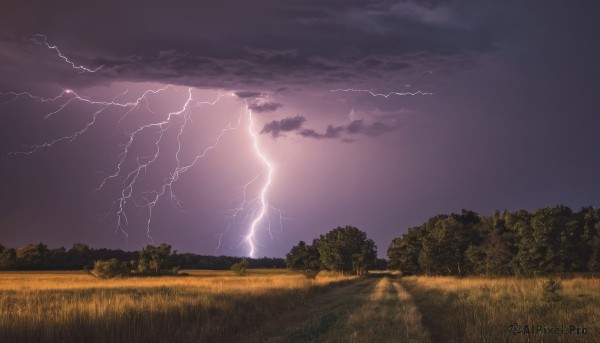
[0,269,354,343]
[3,270,598,342]
[399,276,600,343]
[248,273,430,343]
[318,275,431,343]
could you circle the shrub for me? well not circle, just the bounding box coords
[231,259,249,276]
[91,258,129,278]
[541,278,562,302]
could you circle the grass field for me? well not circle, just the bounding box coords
[0,270,598,342]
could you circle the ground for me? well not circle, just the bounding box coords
[0,270,598,342]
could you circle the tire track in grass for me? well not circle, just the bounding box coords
[319,275,431,343]
[245,276,378,343]
[248,273,432,343]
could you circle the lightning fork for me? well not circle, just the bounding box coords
[8,86,172,157]
[32,34,103,73]
[330,88,433,97]
[243,104,275,257]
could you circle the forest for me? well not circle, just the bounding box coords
[0,242,284,271]
[387,205,600,276]
[2,205,599,277]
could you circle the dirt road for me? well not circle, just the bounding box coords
[247,273,431,343]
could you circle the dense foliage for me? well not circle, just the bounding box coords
[91,258,130,278]
[286,226,377,276]
[387,206,600,276]
[230,258,250,276]
[0,242,285,271]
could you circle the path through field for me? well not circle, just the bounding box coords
[247,273,431,343]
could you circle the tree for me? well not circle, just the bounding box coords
[68,243,92,269]
[16,243,49,269]
[137,244,173,274]
[387,228,422,275]
[231,259,249,276]
[517,206,574,274]
[48,247,67,269]
[317,226,377,276]
[0,248,16,270]
[285,240,321,272]
[417,214,478,276]
[92,258,129,278]
[580,207,600,272]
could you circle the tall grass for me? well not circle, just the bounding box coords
[3,270,598,342]
[248,273,431,343]
[0,270,354,343]
[399,276,600,342]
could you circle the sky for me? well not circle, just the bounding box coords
[1,1,599,257]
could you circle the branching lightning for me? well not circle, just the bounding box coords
[7,86,172,156]
[3,33,284,256]
[4,85,243,240]
[330,88,433,97]
[3,36,305,257]
[32,34,103,73]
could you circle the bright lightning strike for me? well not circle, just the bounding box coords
[243,106,274,257]
[32,34,103,73]
[5,35,285,257]
[3,83,285,256]
[7,86,172,156]
[3,85,245,243]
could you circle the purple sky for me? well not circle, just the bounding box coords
[1,1,599,257]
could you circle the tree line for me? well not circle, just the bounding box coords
[4,204,598,277]
[387,206,600,276]
[0,242,284,271]
[285,226,385,276]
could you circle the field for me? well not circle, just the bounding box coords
[0,270,598,342]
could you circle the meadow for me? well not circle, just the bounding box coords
[0,270,598,342]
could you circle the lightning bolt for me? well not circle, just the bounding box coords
[3,85,283,256]
[243,105,274,257]
[32,34,103,73]
[5,35,286,256]
[7,86,172,156]
[3,84,246,241]
[135,92,241,240]
[330,89,433,97]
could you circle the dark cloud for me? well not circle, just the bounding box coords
[248,101,283,113]
[346,120,397,137]
[0,0,499,91]
[297,120,398,140]
[260,115,306,138]
[298,125,344,139]
[234,91,263,99]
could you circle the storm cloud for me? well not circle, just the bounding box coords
[0,0,502,91]
[262,116,400,140]
[248,101,283,113]
[234,91,263,99]
[260,115,307,138]
[298,125,345,140]
[297,120,399,140]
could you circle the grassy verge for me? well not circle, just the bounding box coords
[399,276,600,343]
